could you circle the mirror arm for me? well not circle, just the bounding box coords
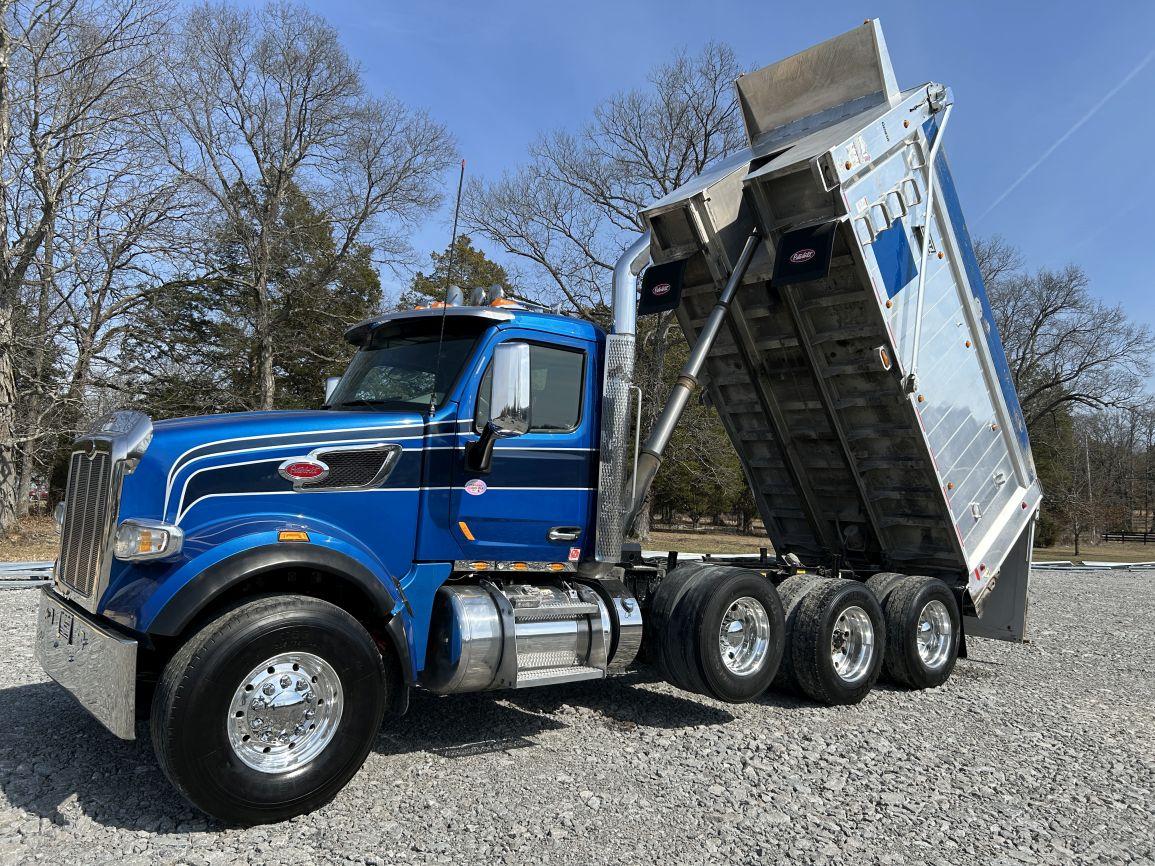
[466,424,498,474]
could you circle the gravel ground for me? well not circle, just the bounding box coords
[0,570,1152,865]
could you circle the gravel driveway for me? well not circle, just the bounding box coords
[0,570,1152,865]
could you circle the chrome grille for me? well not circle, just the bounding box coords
[58,449,114,597]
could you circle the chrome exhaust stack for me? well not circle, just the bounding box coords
[594,233,651,563]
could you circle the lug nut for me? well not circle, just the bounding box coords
[295,680,308,692]
[262,683,276,696]
[250,717,264,729]
[280,675,292,688]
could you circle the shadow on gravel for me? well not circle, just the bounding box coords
[1,671,737,829]
[376,690,569,758]
[502,671,736,728]
[376,672,735,760]
[0,682,203,832]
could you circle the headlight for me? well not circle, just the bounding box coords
[114,519,184,561]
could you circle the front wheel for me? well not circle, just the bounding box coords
[151,595,387,825]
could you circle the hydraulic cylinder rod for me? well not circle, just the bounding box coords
[622,227,762,532]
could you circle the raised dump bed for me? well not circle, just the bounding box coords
[636,20,1041,638]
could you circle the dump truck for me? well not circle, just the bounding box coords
[35,19,1040,824]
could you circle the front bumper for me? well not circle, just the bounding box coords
[35,587,137,739]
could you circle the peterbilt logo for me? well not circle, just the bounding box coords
[279,459,329,484]
[651,282,672,297]
[789,248,816,264]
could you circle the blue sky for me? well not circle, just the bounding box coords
[305,0,1155,325]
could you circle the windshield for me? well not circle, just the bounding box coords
[329,322,482,410]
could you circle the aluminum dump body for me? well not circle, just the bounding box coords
[637,21,1041,633]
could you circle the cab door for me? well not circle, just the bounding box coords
[451,331,596,563]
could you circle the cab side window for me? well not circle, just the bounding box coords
[475,344,585,433]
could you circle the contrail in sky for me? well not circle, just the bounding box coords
[978,48,1155,221]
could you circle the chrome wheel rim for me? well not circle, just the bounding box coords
[227,652,343,774]
[916,599,953,669]
[830,605,874,684]
[718,596,771,676]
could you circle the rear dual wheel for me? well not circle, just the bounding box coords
[781,577,886,705]
[655,565,785,703]
[868,573,960,689]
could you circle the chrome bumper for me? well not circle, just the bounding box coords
[35,587,137,739]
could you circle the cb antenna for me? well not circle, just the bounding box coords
[430,158,467,414]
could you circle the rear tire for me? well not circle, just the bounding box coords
[879,575,960,689]
[864,572,907,607]
[771,573,822,692]
[792,579,885,705]
[647,562,711,691]
[152,594,386,825]
[666,566,785,702]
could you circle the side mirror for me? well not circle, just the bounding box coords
[467,342,530,473]
[324,376,341,403]
[488,342,530,436]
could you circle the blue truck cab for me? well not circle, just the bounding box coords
[34,20,1040,826]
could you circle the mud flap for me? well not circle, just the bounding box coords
[964,519,1033,642]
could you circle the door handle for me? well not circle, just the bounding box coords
[548,526,581,542]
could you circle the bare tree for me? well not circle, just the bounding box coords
[463,43,745,537]
[0,0,169,532]
[464,43,743,313]
[976,237,1153,427]
[147,0,455,409]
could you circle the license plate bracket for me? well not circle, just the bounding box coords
[57,609,74,643]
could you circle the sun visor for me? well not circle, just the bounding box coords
[771,221,839,287]
[638,258,688,316]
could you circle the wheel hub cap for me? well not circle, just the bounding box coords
[718,597,771,676]
[227,652,343,773]
[916,599,953,669]
[830,605,874,684]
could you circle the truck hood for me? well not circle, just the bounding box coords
[122,409,431,524]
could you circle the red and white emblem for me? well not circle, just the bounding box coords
[651,282,671,296]
[279,459,329,484]
[789,248,816,264]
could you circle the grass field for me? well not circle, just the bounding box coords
[644,526,1155,564]
[0,516,58,562]
[3,517,1153,565]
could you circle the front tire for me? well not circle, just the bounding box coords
[152,595,386,825]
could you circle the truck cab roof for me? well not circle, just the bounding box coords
[344,305,604,347]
